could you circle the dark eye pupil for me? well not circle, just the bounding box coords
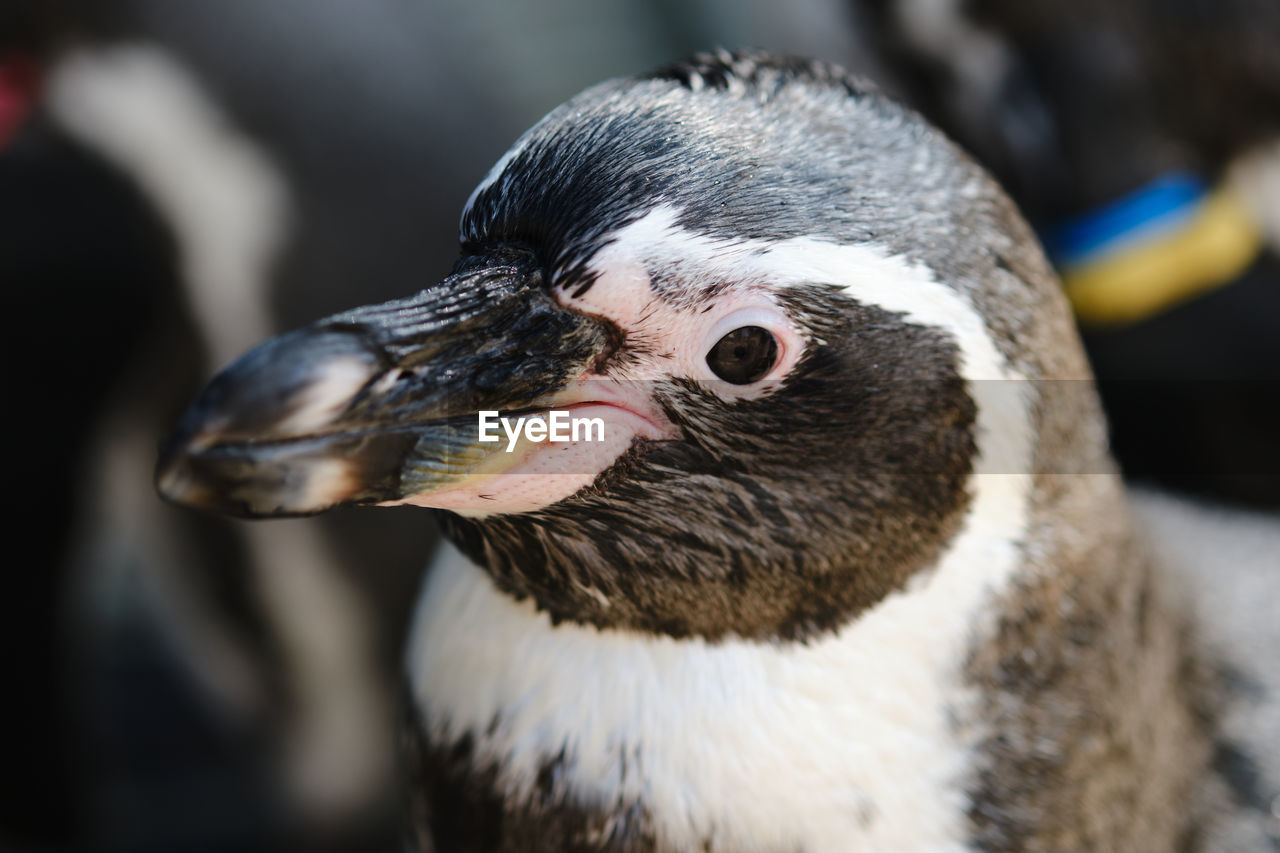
[707,326,779,384]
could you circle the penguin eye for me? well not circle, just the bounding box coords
[706,326,779,385]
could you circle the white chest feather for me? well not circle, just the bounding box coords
[408,474,1028,853]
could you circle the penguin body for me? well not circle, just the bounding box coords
[399,54,1243,851]
[157,52,1280,851]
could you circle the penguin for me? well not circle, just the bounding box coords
[157,51,1280,851]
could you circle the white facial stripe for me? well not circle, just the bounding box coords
[408,206,1035,849]
[753,237,1034,480]
[461,131,534,227]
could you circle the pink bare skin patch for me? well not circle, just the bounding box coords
[557,250,806,396]
[385,224,806,516]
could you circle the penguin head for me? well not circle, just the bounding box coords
[158,51,1088,640]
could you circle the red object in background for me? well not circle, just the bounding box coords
[0,54,40,147]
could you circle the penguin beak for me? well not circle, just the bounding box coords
[156,249,612,518]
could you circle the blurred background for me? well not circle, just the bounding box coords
[2,1,1276,850]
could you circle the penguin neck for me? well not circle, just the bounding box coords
[434,466,976,643]
[404,456,1042,850]
[434,370,986,644]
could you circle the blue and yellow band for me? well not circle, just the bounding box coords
[1044,173,1263,327]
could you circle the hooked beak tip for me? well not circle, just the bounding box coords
[154,436,374,519]
[154,446,234,515]
[154,453,191,505]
